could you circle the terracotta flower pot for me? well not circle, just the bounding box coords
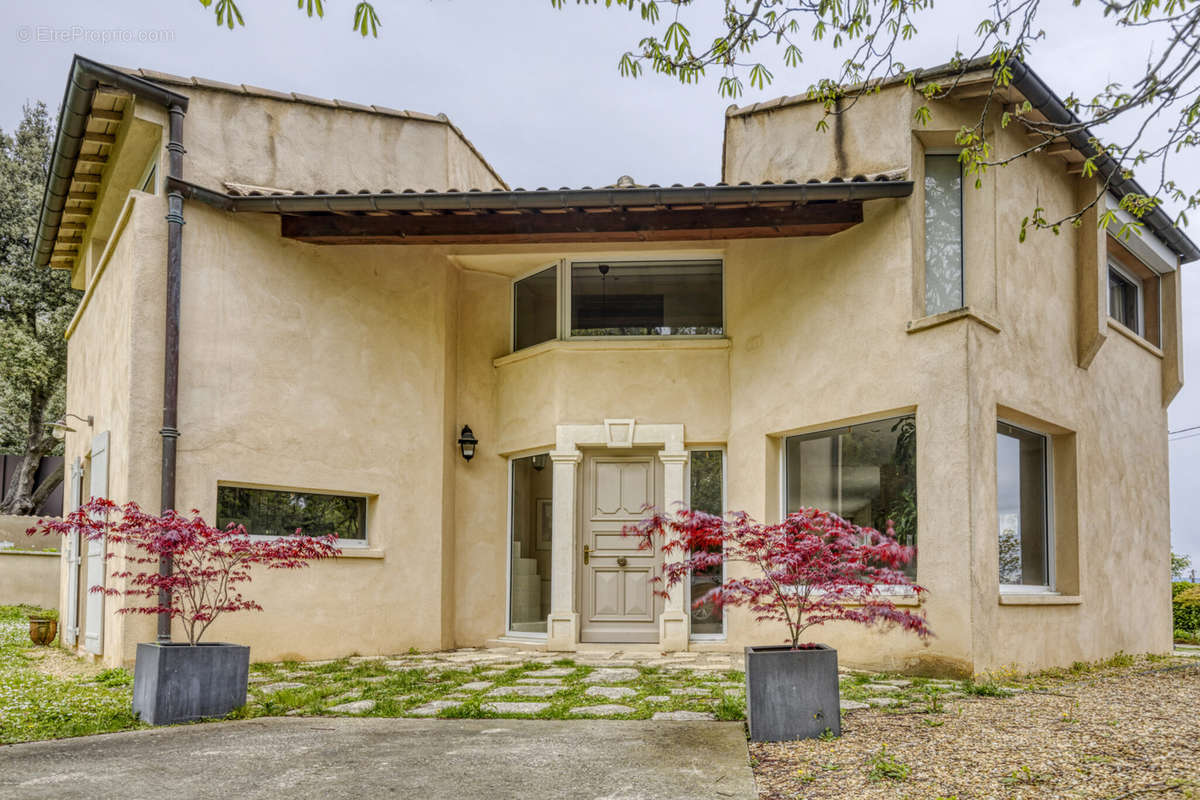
[29,618,58,646]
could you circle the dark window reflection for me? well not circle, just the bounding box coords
[216,486,366,540]
[513,265,558,350]
[571,260,722,336]
[689,450,724,634]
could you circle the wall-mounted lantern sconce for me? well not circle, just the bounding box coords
[47,413,94,442]
[457,425,478,461]
[531,454,547,472]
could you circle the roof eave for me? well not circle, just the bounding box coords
[32,55,190,268]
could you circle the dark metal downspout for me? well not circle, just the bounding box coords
[157,104,186,643]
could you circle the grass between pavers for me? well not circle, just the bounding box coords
[0,605,141,744]
[232,659,750,721]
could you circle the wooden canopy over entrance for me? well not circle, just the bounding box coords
[170,176,913,246]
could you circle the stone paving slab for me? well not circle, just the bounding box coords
[409,700,462,717]
[483,702,550,714]
[570,704,635,716]
[458,681,493,691]
[0,718,757,800]
[257,682,305,693]
[585,686,637,699]
[327,700,376,714]
[485,685,562,698]
[582,668,639,684]
[653,711,716,721]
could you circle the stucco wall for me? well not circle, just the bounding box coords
[0,551,59,609]
[180,87,504,194]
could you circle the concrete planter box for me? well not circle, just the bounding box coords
[745,644,840,741]
[132,642,250,726]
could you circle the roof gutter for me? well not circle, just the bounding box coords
[167,177,914,215]
[1008,60,1200,263]
[33,55,189,268]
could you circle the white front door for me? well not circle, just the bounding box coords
[579,451,663,643]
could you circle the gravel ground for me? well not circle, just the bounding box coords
[751,659,1200,799]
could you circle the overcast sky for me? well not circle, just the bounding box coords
[1,0,1196,574]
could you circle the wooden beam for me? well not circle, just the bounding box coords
[1044,141,1075,155]
[68,191,97,202]
[77,153,107,165]
[82,131,117,145]
[59,222,86,231]
[1066,162,1086,176]
[89,109,124,122]
[280,202,865,245]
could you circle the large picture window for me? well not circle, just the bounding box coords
[996,422,1051,589]
[924,154,964,315]
[688,449,724,636]
[784,414,917,577]
[216,486,366,541]
[570,259,723,337]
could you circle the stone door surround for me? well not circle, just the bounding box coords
[547,419,689,651]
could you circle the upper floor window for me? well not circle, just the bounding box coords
[513,265,558,350]
[569,259,723,337]
[783,413,917,578]
[924,154,964,316]
[1107,263,1141,334]
[216,485,367,541]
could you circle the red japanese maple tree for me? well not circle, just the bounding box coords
[31,498,339,645]
[627,507,932,649]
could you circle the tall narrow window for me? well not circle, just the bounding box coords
[688,449,724,635]
[509,454,553,634]
[570,259,722,336]
[997,422,1050,588]
[924,155,964,315]
[513,265,557,351]
[784,415,917,578]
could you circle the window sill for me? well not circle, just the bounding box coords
[998,592,1081,606]
[1106,319,1163,358]
[494,337,731,368]
[906,306,1001,335]
[334,547,385,559]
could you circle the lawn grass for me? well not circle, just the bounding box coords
[0,605,142,744]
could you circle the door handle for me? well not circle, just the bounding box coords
[616,556,628,568]
[583,545,590,565]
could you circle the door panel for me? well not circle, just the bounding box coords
[64,459,83,647]
[580,452,662,643]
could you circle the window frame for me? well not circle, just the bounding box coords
[1106,257,1144,337]
[686,445,727,641]
[996,420,1056,594]
[510,262,561,353]
[563,256,726,342]
[504,453,551,640]
[922,150,966,317]
[778,411,920,584]
[215,482,371,548]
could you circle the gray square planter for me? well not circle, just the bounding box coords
[745,644,840,741]
[132,642,250,726]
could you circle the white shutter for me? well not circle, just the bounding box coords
[83,432,109,655]
[64,459,83,647]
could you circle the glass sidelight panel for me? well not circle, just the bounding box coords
[689,449,724,635]
[509,454,553,634]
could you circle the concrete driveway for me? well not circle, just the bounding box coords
[0,717,756,800]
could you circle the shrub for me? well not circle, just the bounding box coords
[30,498,339,644]
[1173,585,1200,635]
[26,607,57,621]
[628,507,931,649]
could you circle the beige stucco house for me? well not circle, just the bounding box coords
[35,55,1193,676]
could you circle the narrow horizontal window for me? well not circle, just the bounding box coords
[216,486,366,541]
[513,265,558,351]
[783,414,918,578]
[924,154,964,316]
[570,259,722,337]
[996,422,1050,588]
